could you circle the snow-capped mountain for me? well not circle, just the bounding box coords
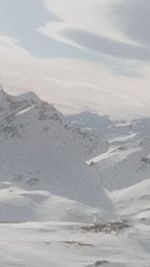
[0,89,117,223]
[0,89,149,267]
[88,134,150,190]
[71,112,150,190]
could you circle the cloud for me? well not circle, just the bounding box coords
[42,0,138,46]
[63,28,150,62]
[112,0,150,47]
[0,35,150,120]
[41,0,150,67]
[0,0,149,77]
[0,35,30,58]
[0,0,76,59]
[0,0,149,120]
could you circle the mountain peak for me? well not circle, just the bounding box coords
[12,91,41,105]
[0,87,41,105]
[0,88,6,95]
[0,87,12,100]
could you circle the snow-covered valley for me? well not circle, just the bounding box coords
[0,90,149,266]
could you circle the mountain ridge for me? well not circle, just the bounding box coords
[0,88,117,223]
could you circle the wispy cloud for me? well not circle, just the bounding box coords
[112,0,150,47]
[42,0,135,44]
[0,0,149,119]
[64,28,150,62]
[40,0,150,75]
[0,35,150,120]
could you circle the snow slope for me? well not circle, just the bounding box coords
[110,178,150,223]
[83,115,150,190]
[0,221,149,267]
[0,90,149,266]
[0,89,116,223]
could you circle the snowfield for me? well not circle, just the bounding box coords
[0,90,149,266]
[0,221,149,267]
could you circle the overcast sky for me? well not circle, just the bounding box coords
[0,0,150,119]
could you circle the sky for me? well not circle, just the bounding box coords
[0,0,150,119]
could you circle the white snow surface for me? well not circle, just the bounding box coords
[0,89,115,222]
[0,90,149,266]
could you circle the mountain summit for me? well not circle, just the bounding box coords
[0,89,116,223]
